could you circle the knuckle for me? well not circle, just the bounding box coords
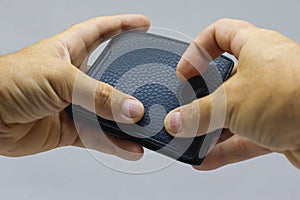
[187,100,201,121]
[95,82,114,110]
[216,18,250,27]
[204,145,228,169]
[233,136,249,154]
[45,62,75,101]
[197,97,212,133]
[180,101,200,135]
[186,99,208,134]
[46,60,71,82]
[215,18,232,24]
[235,20,253,28]
[51,38,71,62]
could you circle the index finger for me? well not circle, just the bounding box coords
[54,14,150,66]
[177,18,257,80]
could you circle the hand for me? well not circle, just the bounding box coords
[164,18,300,170]
[0,14,150,160]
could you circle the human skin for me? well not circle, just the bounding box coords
[0,14,150,160]
[164,19,300,170]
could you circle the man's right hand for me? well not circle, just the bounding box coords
[164,19,300,170]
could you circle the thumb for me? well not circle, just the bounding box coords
[49,61,144,123]
[164,75,239,137]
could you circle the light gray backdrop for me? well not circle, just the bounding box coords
[0,0,299,200]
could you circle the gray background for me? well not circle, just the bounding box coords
[0,0,300,199]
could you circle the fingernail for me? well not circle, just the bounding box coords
[122,99,144,118]
[168,112,182,135]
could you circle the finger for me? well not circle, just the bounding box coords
[193,135,271,170]
[54,14,150,66]
[177,18,257,80]
[58,111,144,161]
[164,74,241,137]
[73,128,144,161]
[48,60,144,123]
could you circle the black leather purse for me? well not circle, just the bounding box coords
[65,31,234,165]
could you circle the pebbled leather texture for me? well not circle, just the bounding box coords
[65,31,234,165]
